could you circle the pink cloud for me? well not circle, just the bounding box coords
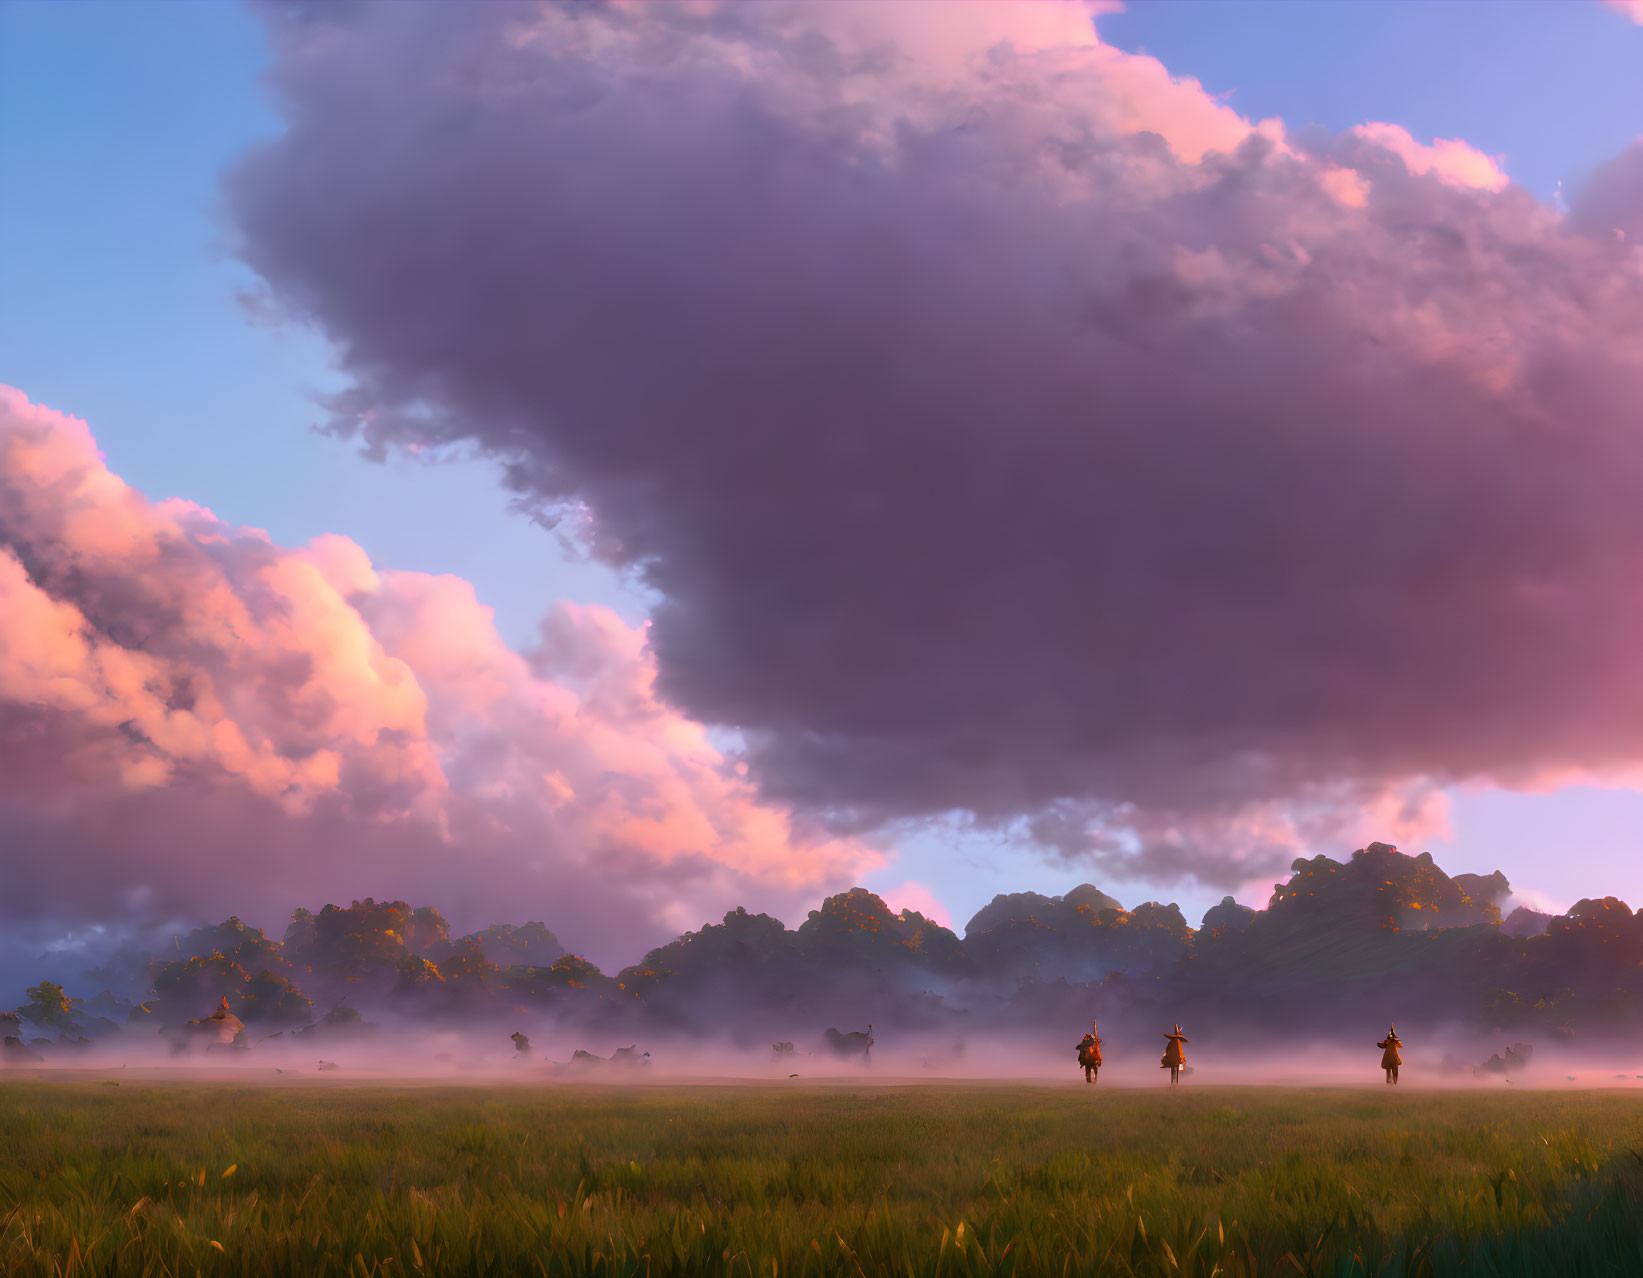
[1350,122,1509,192]
[1604,0,1643,24]
[874,880,954,930]
[0,387,883,959]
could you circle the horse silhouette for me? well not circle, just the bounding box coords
[821,1025,873,1063]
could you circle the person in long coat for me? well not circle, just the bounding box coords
[1377,1024,1403,1084]
[1075,1020,1103,1083]
[1161,1024,1189,1085]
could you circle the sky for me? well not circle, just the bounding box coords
[2,0,1642,964]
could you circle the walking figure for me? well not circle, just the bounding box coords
[1377,1024,1403,1085]
[1161,1024,1189,1085]
[1075,1020,1103,1083]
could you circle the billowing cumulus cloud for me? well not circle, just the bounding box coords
[230,1,1643,890]
[1347,123,1507,192]
[0,387,880,959]
[1570,140,1643,243]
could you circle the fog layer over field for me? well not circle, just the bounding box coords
[16,1021,1643,1092]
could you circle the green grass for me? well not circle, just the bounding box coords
[3,1081,1643,1276]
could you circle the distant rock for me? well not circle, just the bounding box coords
[455,922,566,969]
[1200,896,1256,937]
[966,891,1188,984]
[965,886,1121,936]
[1063,884,1125,914]
[1500,906,1551,938]
[1452,871,1512,908]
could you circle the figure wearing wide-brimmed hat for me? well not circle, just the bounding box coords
[1075,1020,1103,1084]
[1377,1024,1403,1085]
[1161,1024,1189,1085]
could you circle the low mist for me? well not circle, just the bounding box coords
[14,1019,1643,1094]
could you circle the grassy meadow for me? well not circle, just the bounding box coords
[3,1079,1643,1276]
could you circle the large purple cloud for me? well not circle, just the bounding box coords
[230,1,1643,888]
